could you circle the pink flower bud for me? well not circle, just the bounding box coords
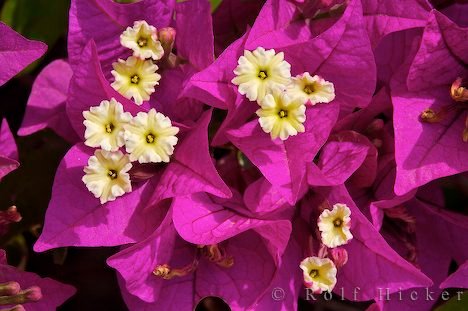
[329,248,348,268]
[158,27,176,55]
[367,118,384,134]
[0,281,21,296]
[23,286,42,302]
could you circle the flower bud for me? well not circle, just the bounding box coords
[23,286,42,302]
[366,118,384,134]
[0,286,42,306]
[329,248,348,268]
[158,27,176,57]
[0,282,20,296]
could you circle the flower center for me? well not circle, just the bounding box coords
[278,110,288,118]
[146,133,156,144]
[333,218,343,227]
[451,77,468,102]
[258,70,268,80]
[309,269,319,278]
[137,37,148,47]
[105,123,115,134]
[130,74,140,84]
[108,170,118,180]
[303,84,315,95]
[200,244,234,268]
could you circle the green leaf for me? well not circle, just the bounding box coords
[436,291,468,311]
[210,0,222,11]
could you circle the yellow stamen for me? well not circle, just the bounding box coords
[105,123,114,133]
[258,70,268,80]
[333,218,343,227]
[303,84,315,94]
[137,38,147,47]
[309,269,319,278]
[131,75,140,84]
[201,244,234,268]
[108,170,118,179]
[152,262,197,280]
[146,133,155,144]
[278,110,288,118]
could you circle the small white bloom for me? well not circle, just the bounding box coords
[82,150,132,204]
[120,20,164,60]
[300,257,337,293]
[232,47,291,102]
[111,56,161,105]
[287,72,335,105]
[318,203,353,248]
[83,98,132,151]
[124,108,179,163]
[256,88,306,140]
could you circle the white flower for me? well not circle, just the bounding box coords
[111,56,161,105]
[82,150,132,204]
[120,20,164,60]
[232,47,291,102]
[318,203,353,248]
[300,257,337,293]
[124,108,179,163]
[256,89,306,140]
[82,98,132,151]
[287,72,335,105]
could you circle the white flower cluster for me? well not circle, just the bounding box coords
[111,21,165,105]
[232,47,335,141]
[82,98,179,204]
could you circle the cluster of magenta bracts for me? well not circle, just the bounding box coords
[0,21,75,311]
[1,0,467,310]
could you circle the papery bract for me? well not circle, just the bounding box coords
[361,0,430,48]
[0,119,19,181]
[0,22,47,86]
[391,11,468,195]
[109,209,281,310]
[228,104,339,204]
[378,184,468,310]
[34,144,163,251]
[19,60,79,143]
[440,261,468,289]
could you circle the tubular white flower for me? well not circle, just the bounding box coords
[83,98,132,151]
[318,203,353,248]
[124,108,179,163]
[82,150,132,204]
[256,89,306,140]
[232,47,291,102]
[111,56,161,105]
[120,20,164,60]
[287,72,335,105]
[300,257,337,293]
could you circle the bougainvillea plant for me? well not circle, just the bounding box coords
[0,0,467,310]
